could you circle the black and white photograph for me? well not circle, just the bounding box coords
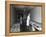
[10,4,42,32]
